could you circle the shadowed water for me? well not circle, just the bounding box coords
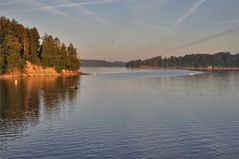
[0,68,238,159]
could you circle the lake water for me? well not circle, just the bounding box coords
[0,68,238,159]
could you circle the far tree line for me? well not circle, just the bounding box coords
[127,52,239,68]
[0,16,80,74]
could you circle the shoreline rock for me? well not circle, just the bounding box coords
[0,61,87,79]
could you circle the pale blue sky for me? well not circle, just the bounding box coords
[0,0,238,61]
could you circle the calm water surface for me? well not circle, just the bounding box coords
[0,68,238,159]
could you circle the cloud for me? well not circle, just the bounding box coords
[176,0,206,25]
[164,27,239,53]
[143,24,171,32]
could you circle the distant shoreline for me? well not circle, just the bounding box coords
[138,66,239,71]
[1,65,238,79]
[80,59,126,67]
[127,52,239,70]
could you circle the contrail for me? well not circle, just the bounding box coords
[1,0,70,16]
[1,0,115,24]
[143,24,171,32]
[164,27,239,53]
[2,0,117,13]
[58,0,110,24]
[28,0,83,22]
[0,0,28,6]
[176,0,206,25]
[36,0,116,10]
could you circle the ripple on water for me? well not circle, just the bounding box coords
[0,70,238,159]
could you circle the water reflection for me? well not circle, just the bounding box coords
[0,76,80,145]
[0,70,238,158]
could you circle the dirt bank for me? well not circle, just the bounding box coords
[0,61,86,78]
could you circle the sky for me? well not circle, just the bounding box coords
[0,0,238,61]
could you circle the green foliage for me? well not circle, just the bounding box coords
[40,34,80,72]
[0,16,80,74]
[127,52,239,68]
[0,53,4,73]
[3,35,24,71]
[29,27,40,63]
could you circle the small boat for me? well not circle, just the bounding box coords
[189,72,195,76]
[70,85,79,89]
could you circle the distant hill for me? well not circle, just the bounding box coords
[80,59,126,67]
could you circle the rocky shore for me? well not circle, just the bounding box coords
[0,61,86,78]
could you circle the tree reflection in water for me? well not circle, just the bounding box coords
[0,76,80,145]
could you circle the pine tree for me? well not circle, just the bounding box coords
[23,30,30,60]
[29,27,40,64]
[0,16,81,73]
[3,35,24,71]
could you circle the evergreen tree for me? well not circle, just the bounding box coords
[3,35,24,71]
[23,30,30,59]
[127,52,239,69]
[41,34,55,67]
[0,16,80,74]
[29,27,40,64]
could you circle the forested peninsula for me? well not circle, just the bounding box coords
[0,17,80,77]
[127,52,239,70]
